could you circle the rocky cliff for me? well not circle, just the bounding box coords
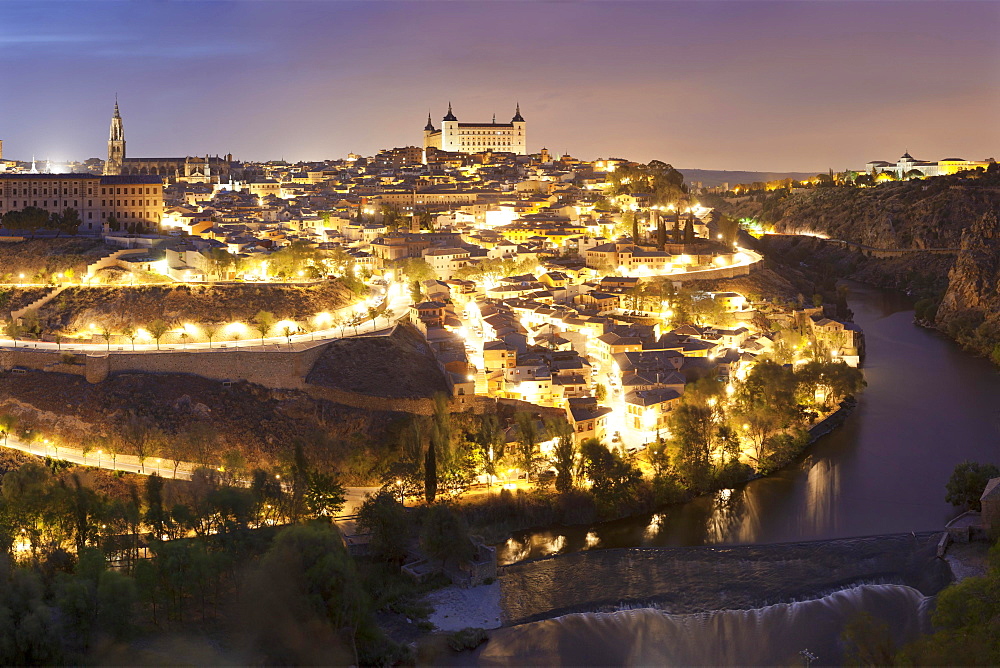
[715,174,1000,250]
[935,211,1000,364]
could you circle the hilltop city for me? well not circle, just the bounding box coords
[0,100,870,460]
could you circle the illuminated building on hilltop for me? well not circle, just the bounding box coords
[103,99,233,183]
[865,152,991,178]
[423,103,526,156]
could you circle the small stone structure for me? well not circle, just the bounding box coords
[402,539,498,588]
[981,477,1000,535]
[943,476,1000,545]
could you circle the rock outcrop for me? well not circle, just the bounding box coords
[715,175,1000,250]
[935,211,1000,363]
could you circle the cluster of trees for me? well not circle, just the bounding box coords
[0,436,392,664]
[454,256,538,286]
[0,448,345,558]
[1,206,81,237]
[378,396,561,508]
[199,239,366,291]
[607,160,687,207]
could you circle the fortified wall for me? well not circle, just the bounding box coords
[0,345,325,388]
[666,249,764,283]
[0,329,482,415]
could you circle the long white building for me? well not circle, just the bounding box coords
[423,103,526,156]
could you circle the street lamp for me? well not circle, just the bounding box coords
[396,478,404,505]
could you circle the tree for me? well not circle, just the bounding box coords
[148,319,170,350]
[945,461,1000,511]
[304,471,347,518]
[239,523,370,665]
[514,412,539,477]
[203,323,219,349]
[253,310,275,344]
[4,319,23,349]
[547,418,577,493]
[100,325,114,351]
[420,504,474,568]
[144,473,167,540]
[424,436,438,504]
[683,216,695,243]
[580,438,641,510]
[0,413,17,445]
[356,492,410,563]
[119,411,156,473]
[205,247,233,280]
[896,541,1000,664]
[281,322,296,348]
[670,401,715,489]
[120,324,137,351]
[53,207,81,237]
[401,257,435,284]
[474,414,505,491]
[595,383,608,403]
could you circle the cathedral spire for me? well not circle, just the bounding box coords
[106,97,126,175]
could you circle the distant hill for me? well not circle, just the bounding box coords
[679,168,821,188]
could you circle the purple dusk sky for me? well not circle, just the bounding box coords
[2,1,997,172]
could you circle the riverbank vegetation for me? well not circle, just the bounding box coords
[0,451,429,665]
[371,360,863,542]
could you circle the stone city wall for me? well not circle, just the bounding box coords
[2,342,495,415]
[0,348,88,376]
[667,249,763,283]
[92,345,331,388]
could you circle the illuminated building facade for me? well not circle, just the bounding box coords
[865,152,991,178]
[423,103,526,156]
[0,173,164,232]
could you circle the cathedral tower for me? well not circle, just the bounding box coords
[105,98,125,175]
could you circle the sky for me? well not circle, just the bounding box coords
[1,0,998,172]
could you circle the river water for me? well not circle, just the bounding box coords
[500,283,1000,562]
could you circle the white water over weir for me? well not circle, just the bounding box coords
[481,584,932,666]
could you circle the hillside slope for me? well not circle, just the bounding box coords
[307,324,448,398]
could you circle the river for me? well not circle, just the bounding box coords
[500,282,1000,563]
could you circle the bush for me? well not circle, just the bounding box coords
[714,461,754,489]
[447,627,488,652]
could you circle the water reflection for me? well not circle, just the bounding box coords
[643,513,665,540]
[703,486,762,544]
[804,456,840,533]
[585,531,600,549]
